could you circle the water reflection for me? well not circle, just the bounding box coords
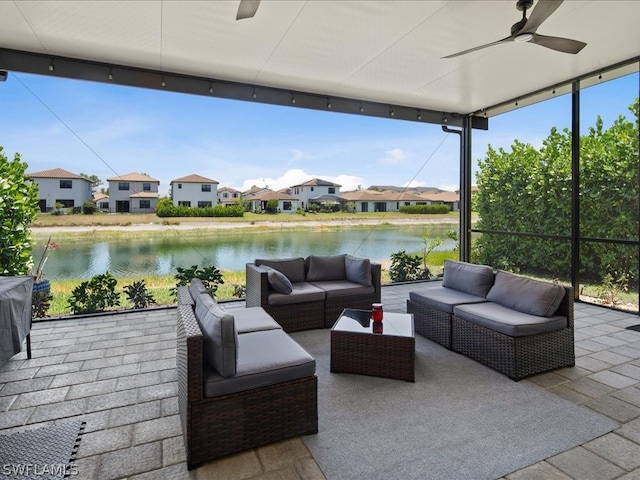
[36,225,456,279]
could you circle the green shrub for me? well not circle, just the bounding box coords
[389,251,429,282]
[172,264,224,297]
[123,279,156,309]
[0,147,40,275]
[83,201,96,214]
[68,272,121,314]
[399,204,451,214]
[156,197,244,217]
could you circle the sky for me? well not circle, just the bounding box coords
[1,71,637,197]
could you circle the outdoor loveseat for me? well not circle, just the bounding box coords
[407,260,575,380]
[176,280,318,469]
[245,254,381,332]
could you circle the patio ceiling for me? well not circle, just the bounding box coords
[0,1,638,124]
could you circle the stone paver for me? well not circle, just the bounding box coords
[1,289,639,479]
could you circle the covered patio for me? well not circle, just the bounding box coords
[1,284,640,478]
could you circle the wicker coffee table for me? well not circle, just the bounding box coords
[330,308,415,382]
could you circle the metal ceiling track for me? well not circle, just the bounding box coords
[0,48,488,130]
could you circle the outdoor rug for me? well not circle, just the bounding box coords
[293,330,618,480]
[0,420,85,480]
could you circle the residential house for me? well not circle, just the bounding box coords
[28,168,93,212]
[93,193,110,212]
[341,188,460,212]
[106,173,159,213]
[218,186,242,206]
[244,189,299,213]
[290,178,342,210]
[170,174,219,208]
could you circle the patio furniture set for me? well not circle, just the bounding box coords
[175,255,574,469]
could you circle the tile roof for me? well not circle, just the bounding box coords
[170,174,219,184]
[251,189,297,201]
[27,168,90,181]
[291,178,341,188]
[107,172,159,182]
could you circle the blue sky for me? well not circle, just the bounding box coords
[1,71,637,196]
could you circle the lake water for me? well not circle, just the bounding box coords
[37,224,457,280]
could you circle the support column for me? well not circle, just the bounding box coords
[571,80,580,300]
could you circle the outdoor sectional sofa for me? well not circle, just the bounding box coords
[245,254,382,332]
[407,260,575,381]
[176,279,318,469]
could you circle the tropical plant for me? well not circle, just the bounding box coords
[68,272,121,314]
[389,250,429,282]
[0,147,40,276]
[172,264,224,297]
[123,279,156,309]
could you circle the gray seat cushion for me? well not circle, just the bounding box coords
[454,302,567,337]
[306,254,347,282]
[442,260,494,298]
[255,257,306,283]
[268,282,326,305]
[311,280,375,298]
[486,270,566,317]
[409,285,488,314]
[203,329,316,397]
[195,293,238,377]
[233,307,283,333]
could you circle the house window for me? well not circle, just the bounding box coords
[310,187,314,191]
[178,184,182,189]
[223,192,229,198]
[283,201,292,211]
[143,183,151,192]
[361,202,368,212]
[118,182,129,191]
[202,184,211,192]
[328,187,335,194]
[59,180,72,189]
[99,201,109,209]
[55,199,74,208]
[139,200,151,209]
[198,201,212,208]
[178,201,191,207]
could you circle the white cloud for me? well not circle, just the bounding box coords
[380,148,408,165]
[289,149,313,163]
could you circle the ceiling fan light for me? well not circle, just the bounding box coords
[514,33,533,43]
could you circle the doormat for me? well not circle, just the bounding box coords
[626,325,640,332]
[0,420,85,479]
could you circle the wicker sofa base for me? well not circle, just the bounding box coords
[262,300,326,332]
[451,315,575,381]
[185,376,318,469]
[406,299,452,349]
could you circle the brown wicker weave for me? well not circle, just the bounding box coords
[406,298,453,349]
[246,261,382,332]
[451,286,575,381]
[176,305,318,469]
[330,309,415,382]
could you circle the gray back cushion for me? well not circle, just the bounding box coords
[486,270,566,317]
[306,254,347,282]
[189,278,209,302]
[255,257,306,283]
[345,255,372,287]
[261,265,293,294]
[195,293,238,377]
[442,260,494,298]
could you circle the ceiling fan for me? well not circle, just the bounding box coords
[442,0,587,59]
[236,0,261,20]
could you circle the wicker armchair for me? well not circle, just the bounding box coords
[451,286,575,381]
[176,305,318,469]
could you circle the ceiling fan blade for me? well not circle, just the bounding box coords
[442,36,512,59]
[236,0,260,20]
[524,0,564,33]
[530,33,587,54]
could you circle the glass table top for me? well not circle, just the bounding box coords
[332,308,414,338]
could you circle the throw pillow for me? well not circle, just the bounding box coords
[486,270,566,317]
[195,293,238,377]
[261,265,293,294]
[345,255,372,287]
[306,254,347,282]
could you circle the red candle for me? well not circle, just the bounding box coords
[372,303,383,322]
